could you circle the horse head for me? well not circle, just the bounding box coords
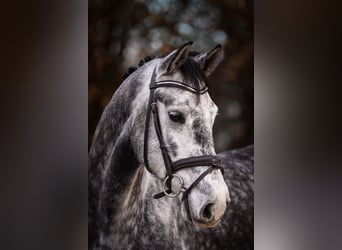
[130,42,230,228]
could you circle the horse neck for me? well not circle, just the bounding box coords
[138,170,182,214]
[89,61,166,239]
[88,76,142,242]
[108,166,186,247]
[89,60,156,197]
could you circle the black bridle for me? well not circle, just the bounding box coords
[143,67,224,204]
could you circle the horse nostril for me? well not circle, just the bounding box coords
[201,203,215,221]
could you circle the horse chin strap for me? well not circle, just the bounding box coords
[143,67,224,203]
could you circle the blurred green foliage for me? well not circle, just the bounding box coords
[89,0,253,152]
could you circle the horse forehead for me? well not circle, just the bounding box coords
[175,91,217,117]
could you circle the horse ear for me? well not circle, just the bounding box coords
[161,41,193,74]
[196,44,223,76]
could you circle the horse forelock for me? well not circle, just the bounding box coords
[178,57,208,91]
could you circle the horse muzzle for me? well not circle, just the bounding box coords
[182,173,230,228]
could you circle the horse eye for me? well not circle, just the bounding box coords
[168,111,185,123]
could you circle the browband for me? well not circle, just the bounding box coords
[150,80,208,94]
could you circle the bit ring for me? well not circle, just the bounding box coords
[163,174,184,198]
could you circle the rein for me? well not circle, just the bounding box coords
[143,67,224,203]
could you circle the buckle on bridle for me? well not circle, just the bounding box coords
[163,174,184,198]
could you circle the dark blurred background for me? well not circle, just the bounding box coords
[1,1,342,250]
[89,0,254,152]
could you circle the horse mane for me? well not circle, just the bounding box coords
[122,54,163,80]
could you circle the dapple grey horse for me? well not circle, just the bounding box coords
[89,42,253,249]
